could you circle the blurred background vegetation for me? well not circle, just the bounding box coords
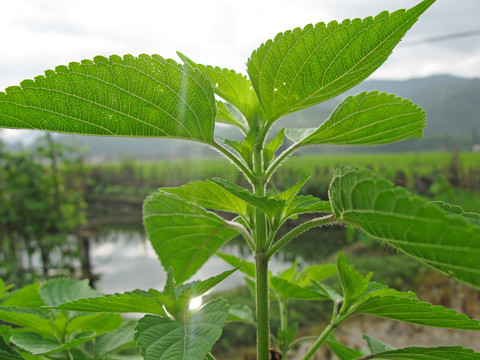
[1,74,479,358]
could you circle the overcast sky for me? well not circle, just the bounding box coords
[1,0,479,142]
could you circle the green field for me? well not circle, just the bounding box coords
[85,151,480,212]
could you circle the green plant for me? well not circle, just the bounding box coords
[0,278,139,359]
[1,0,480,359]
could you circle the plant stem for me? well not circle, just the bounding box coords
[211,141,254,183]
[205,352,217,360]
[255,253,270,360]
[265,215,335,258]
[288,336,318,350]
[300,322,337,360]
[265,141,300,182]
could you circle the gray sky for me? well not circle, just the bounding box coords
[1,0,479,141]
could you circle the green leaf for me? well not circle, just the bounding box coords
[161,180,246,216]
[263,129,285,169]
[177,267,240,306]
[247,0,435,121]
[177,52,260,123]
[0,280,14,302]
[363,334,395,353]
[285,195,331,218]
[216,101,248,131]
[0,336,23,359]
[11,331,95,355]
[228,304,254,324]
[94,322,136,359]
[299,92,425,146]
[39,279,101,307]
[294,264,337,287]
[0,308,55,337]
[368,346,480,359]
[2,283,44,308]
[430,201,480,226]
[325,336,365,360]
[58,289,166,316]
[311,281,343,302]
[285,128,316,143]
[223,130,256,167]
[209,178,284,217]
[143,191,239,283]
[66,313,123,335]
[329,165,480,289]
[278,322,298,345]
[134,298,229,360]
[0,55,216,142]
[270,276,328,301]
[355,295,480,330]
[216,253,256,279]
[336,252,371,313]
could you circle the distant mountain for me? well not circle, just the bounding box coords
[279,74,480,136]
[42,75,479,159]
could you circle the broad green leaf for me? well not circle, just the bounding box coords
[0,336,23,359]
[161,180,246,216]
[0,55,216,142]
[216,253,256,279]
[94,322,137,359]
[177,267,240,306]
[277,176,311,202]
[0,280,14,302]
[325,336,365,360]
[177,52,260,123]
[134,298,229,360]
[311,281,343,302]
[0,308,55,337]
[270,277,327,301]
[247,0,435,121]
[299,92,425,146]
[263,129,285,169]
[355,295,480,330]
[278,261,298,282]
[11,331,95,355]
[285,128,315,143]
[58,289,166,316]
[329,165,480,289]
[278,322,298,344]
[368,346,480,359]
[66,313,123,335]
[223,130,255,167]
[336,252,371,313]
[285,195,332,218]
[430,201,480,226]
[228,304,254,324]
[143,191,239,283]
[2,283,43,308]
[39,279,101,307]
[363,334,395,353]
[209,177,285,217]
[294,264,337,287]
[216,101,247,131]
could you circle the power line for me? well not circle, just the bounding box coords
[402,29,480,46]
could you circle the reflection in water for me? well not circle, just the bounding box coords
[91,224,347,294]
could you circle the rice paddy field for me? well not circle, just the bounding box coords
[86,151,480,211]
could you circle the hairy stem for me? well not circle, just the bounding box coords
[265,215,335,258]
[300,322,337,360]
[255,253,270,360]
[211,141,254,183]
[265,141,300,182]
[205,352,217,360]
[226,220,255,251]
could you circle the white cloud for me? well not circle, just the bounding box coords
[1,0,478,91]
